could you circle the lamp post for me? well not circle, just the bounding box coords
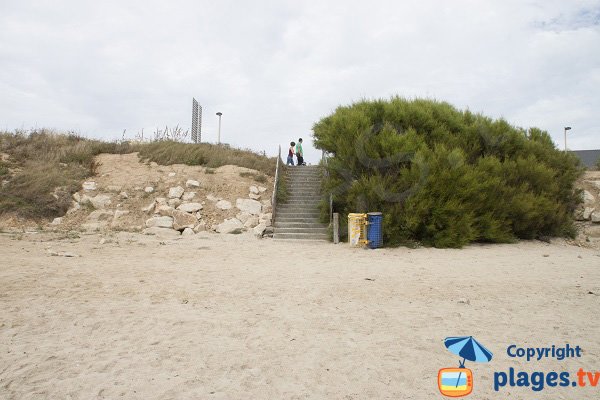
[216,112,223,144]
[564,126,571,151]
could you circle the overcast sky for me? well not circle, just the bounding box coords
[1,0,599,162]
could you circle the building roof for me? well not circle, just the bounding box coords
[570,149,600,168]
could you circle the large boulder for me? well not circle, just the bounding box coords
[182,192,196,201]
[88,209,114,222]
[236,198,262,215]
[87,194,112,209]
[592,212,600,223]
[253,223,266,238]
[216,200,232,210]
[181,227,195,236]
[156,205,175,216]
[244,215,259,228]
[145,216,174,229]
[186,179,200,188]
[583,207,595,220]
[168,186,185,199]
[172,210,197,231]
[583,190,595,204]
[215,218,243,233]
[82,181,97,191]
[236,212,251,224]
[177,202,203,213]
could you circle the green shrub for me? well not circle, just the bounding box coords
[314,97,583,248]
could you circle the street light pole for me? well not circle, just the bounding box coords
[564,126,571,151]
[216,112,223,144]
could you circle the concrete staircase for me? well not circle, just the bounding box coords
[273,165,329,240]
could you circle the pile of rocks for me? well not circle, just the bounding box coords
[143,184,272,238]
[575,181,600,245]
[53,177,273,239]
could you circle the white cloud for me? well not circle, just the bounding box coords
[0,0,598,161]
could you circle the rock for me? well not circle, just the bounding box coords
[457,298,470,305]
[142,202,155,213]
[143,227,181,238]
[111,210,130,229]
[253,223,266,238]
[173,210,197,231]
[168,172,176,177]
[88,210,114,222]
[195,211,203,220]
[182,192,196,201]
[244,215,259,228]
[261,205,272,214]
[583,190,595,204]
[119,191,129,199]
[585,180,600,190]
[215,218,243,233]
[584,207,595,220]
[107,185,122,192]
[81,222,103,231]
[177,202,203,213]
[168,186,185,199]
[261,199,272,207]
[186,179,200,188]
[51,217,63,225]
[193,221,207,233]
[249,185,259,194]
[89,194,112,209]
[259,212,273,227]
[216,200,232,210]
[82,181,97,191]
[156,205,175,216]
[249,193,261,200]
[592,212,600,223]
[155,197,167,205]
[181,227,195,236]
[236,198,262,215]
[144,186,154,193]
[72,192,81,202]
[67,201,81,214]
[258,186,267,193]
[168,198,182,208]
[236,212,251,224]
[206,194,220,202]
[145,216,174,229]
[114,210,129,219]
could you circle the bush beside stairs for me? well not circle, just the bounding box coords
[274,165,328,240]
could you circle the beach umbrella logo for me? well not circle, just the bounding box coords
[438,336,493,397]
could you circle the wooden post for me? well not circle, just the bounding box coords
[333,213,339,244]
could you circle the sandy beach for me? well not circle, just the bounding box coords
[1,232,599,399]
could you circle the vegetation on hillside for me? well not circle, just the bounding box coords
[313,97,583,248]
[0,129,274,219]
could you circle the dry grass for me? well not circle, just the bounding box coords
[137,141,275,176]
[0,129,275,220]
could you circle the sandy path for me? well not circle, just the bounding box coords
[1,232,599,399]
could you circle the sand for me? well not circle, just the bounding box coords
[1,232,599,399]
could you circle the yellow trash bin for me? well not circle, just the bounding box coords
[348,213,368,247]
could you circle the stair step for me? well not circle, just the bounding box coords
[273,232,329,240]
[275,216,322,223]
[274,227,328,234]
[274,222,326,228]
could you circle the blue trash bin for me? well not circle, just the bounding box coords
[367,212,383,249]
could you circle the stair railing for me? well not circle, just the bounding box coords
[321,150,333,225]
[271,145,283,227]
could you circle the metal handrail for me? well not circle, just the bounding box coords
[271,145,282,226]
[321,150,333,224]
